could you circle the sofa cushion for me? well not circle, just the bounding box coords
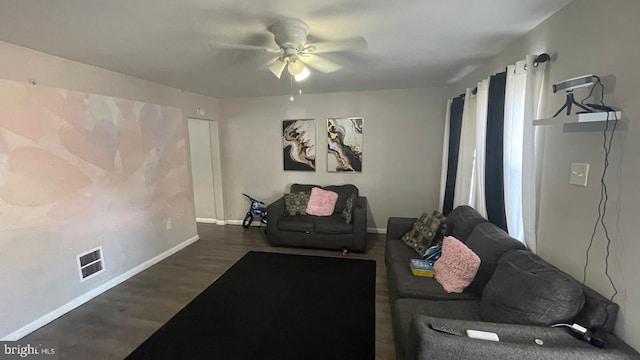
[385,239,420,265]
[397,299,483,322]
[315,214,354,235]
[324,184,358,213]
[284,191,310,216]
[305,187,338,216]
[464,223,527,295]
[400,212,429,255]
[424,210,446,248]
[278,216,315,232]
[446,205,488,242]
[291,183,358,213]
[341,193,356,224]
[436,217,454,245]
[290,183,317,193]
[388,261,479,302]
[481,250,585,326]
[433,236,481,293]
[401,211,444,255]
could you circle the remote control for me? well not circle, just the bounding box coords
[466,329,500,341]
[430,323,463,336]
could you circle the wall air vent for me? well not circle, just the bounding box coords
[77,246,104,281]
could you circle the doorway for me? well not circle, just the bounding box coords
[187,118,224,223]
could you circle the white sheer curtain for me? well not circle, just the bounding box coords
[503,55,548,251]
[439,99,452,211]
[440,55,547,250]
[521,55,548,253]
[453,88,477,208]
[442,80,490,215]
[474,78,490,218]
[503,61,527,241]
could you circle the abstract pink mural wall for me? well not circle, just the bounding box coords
[0,75,199,340]
[0,77,192,235]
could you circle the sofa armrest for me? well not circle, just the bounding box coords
[386,217,417,242]
[266,196,285,216]
[351,196,368,252]
[266,197,285,236]
[355,195,367,214]
[406,316,638,360]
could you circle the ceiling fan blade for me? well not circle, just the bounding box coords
[209,42,281,53]
[303,36,367,54]
[268,57,287,79]
[302,54,342,73]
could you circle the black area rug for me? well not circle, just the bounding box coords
[126,251,376,360]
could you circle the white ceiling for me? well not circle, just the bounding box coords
[0,0,572,98]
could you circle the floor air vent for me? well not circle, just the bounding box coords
[77,246,104,281]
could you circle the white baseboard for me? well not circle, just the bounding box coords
[367,227,387,234]
[196,217,217,224]
[225,220,264,227]
[195,218,226,225]
[2,235,200,341]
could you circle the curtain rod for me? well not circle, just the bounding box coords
[461,53,550,97]
[524,53,551,71]
[534,53,550,66]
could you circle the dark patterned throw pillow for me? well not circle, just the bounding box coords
[401,210,445,255]
[284,191,311,216]
[341,193,356,224]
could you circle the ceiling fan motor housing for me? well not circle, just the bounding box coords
[270,18,309,50]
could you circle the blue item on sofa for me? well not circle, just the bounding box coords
[423,245,442,262]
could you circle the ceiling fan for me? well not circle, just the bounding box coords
[210,18,367,81]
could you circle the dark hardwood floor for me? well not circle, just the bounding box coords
[22,223,396,360]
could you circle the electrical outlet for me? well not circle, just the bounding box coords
[570,163,589,186]
[165,218,172,230]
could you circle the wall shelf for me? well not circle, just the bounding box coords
[533,111,622,126]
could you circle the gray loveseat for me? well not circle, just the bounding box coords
[386,205,639,359]
[266,184,368,252]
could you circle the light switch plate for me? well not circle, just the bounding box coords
[570,163,589,186]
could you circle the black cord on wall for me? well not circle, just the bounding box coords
[580,76,618,329]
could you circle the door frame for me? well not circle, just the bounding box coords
[187,117,225,224]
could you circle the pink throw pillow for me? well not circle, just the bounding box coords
[434,236,481,293]
[305,187,339,216]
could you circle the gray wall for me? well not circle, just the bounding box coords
[219,88,448,231]
[0,40,219,339]
[451,0,640,350]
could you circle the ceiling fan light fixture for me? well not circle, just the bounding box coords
[294,67,310,81]
[268,58,287,79]
[287,58,305,76]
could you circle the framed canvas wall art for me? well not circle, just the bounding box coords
[327,117,363,172]
[283,119,316,171]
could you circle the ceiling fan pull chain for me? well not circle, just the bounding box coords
[289,74,295,101]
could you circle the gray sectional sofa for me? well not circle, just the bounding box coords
[386,205,639,359]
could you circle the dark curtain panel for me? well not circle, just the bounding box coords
[485,72,508,231]
[442,95,465,215]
